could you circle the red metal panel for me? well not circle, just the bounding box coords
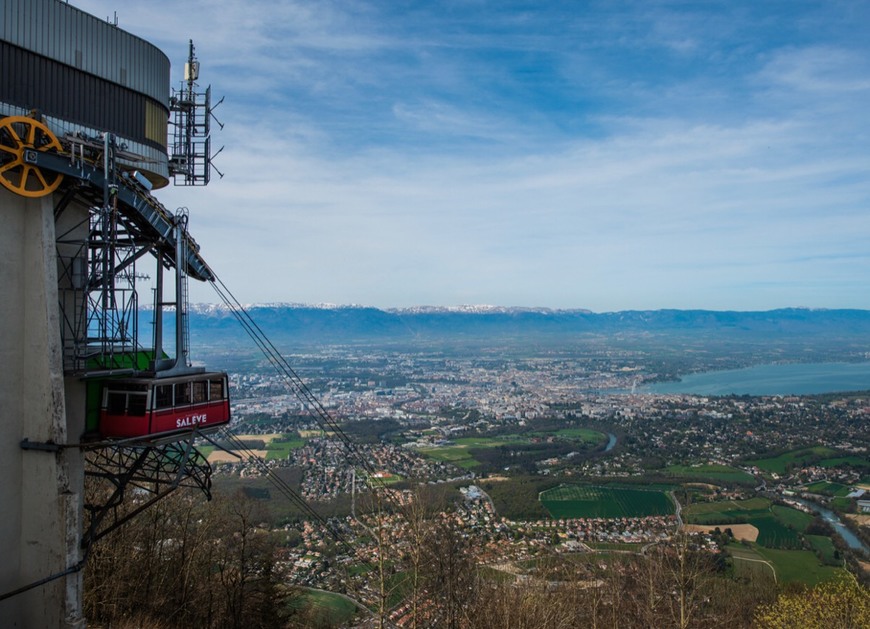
[98,411,150,438]
[151,400,231,435]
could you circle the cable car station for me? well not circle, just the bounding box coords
[1,2,226,624]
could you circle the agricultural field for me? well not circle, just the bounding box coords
[664,463,755,485]
[416,444,481,468]
[727,543,845,586]
[683,497,769,516]
[753,547,844,586]
[288,589,361,626]
[744,446,838,475]
[684,498,817,550]
[367,472,403,485]
[770,505,812,531]
[539,427,606,443]
[416,436,518,469]
[265,435,306,460]
[806,534,839,564]
[539,484,674,519]
[416,429,606,470]
[801,480,853,497]
[683,523,759,542]
[205,432,304,463]
[818,456,870,469]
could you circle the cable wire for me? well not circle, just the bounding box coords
[206,272,414,522]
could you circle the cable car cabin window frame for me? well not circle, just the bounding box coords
[99,372,230,439]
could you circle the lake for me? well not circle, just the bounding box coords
[640,362,870,396]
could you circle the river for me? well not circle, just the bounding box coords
[640,362,870,396]
[791,497,869,557]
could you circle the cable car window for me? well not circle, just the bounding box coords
[155,385,173,409]
[107,392,127,415]
[209,379,224,400]
[128,393,147,416]
[175,382,191,405]
[192,380,207,404]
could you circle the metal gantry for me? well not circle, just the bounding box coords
[82,434,214,546]
[169,40,224,186]
[3,113,219,545]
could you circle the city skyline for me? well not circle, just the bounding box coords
[72,0,870,311]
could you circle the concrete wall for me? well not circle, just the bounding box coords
[0,186,85,627]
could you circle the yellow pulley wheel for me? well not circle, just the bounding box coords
[0,116,64,198]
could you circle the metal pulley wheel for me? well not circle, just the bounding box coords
[0,115,64,198]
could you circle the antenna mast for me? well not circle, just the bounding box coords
[168,40,224,185]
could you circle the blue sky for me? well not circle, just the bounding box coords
[72,1,870,310]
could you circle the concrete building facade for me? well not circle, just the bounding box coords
[1,1,176,625]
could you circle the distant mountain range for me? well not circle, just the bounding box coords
[167,304,870,348]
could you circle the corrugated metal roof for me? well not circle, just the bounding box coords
[0,0,169,105]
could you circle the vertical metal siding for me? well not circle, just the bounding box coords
[0,0,169,105]
[1,41,167,152]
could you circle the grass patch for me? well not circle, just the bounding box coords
[417,445,479,468]
[771,504,813,532]
[806,535,839,564]
[818,456,870,469]
[290,589,360,626]
[683,497,770,517]
[751,516,802,549]
[753,547,844,586]
[265,439,305,460]
[684,499,804,549]
[540,485,674,519]
[831,496,853,511]
[802,481,852,497]
[664,463,755,485]
[368,472,404,485]
[728,543,777,581]
[454,436,510,448]
[550,428,606,443]
[745,446,838,475]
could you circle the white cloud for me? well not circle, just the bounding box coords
[69,0,870,309]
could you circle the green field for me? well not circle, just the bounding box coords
[770,505,812,531]
[265,437,305,460]
[728,545,778,582]
[548,428,605,443]
[683,497,770,516]
[367,472,404,485]
[728,543,844,585]
[417,445,481,468]
[806,535,839,564]
[831,496,853,511]
[289,589,361,626]
[417,429,606,469]
[684,498,808,549]
[745,446,838,475]
[802,481,853,497]
[417,436,515,469]
[664,463,755,485]
[753,547,844,585]
[539,484,674,519]
[818,456,870,469]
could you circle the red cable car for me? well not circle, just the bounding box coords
[99,372,230,439]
